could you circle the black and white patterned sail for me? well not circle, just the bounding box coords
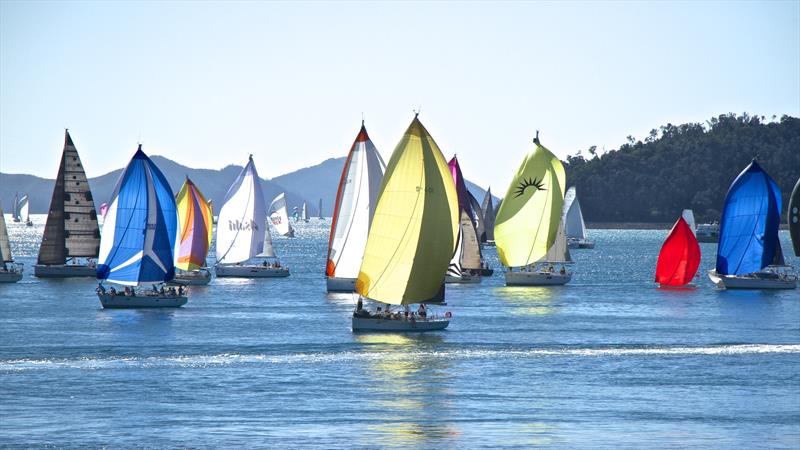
[37,131,101,265]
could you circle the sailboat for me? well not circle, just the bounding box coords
[445,156,485,283]
[18,194,32,226]
[34,131,101,278]
[0,205,23,282]
[481,187,496,245]
[95,145,186,308]
[495,132,570,286]
[353,115,458,332]
[172,178,213,285]
[655,216,701,286]
[215,156,289,278]
[269,193,295,237]
[708,159,797,289]
[326,122,386,292]
[318,198,324,220]
[301,202,309,222]
[562,187,593,249]
[12,193,20,222]
[789,177,799,257]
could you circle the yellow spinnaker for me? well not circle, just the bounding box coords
[494,137,566,267]
[356,117,459,305]
[175,178,213,271]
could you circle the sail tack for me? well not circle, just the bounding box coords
[562,186,587,240]
[655,216,701,285]
[269,193,294,237]
[715,160,782,276]
[495,136,566,267]
[175,178,213,271]
[356,117,459,305]
[96,146,178,286]
[215,156,267,265]
[326,123,386,279]
[38,130,101,265]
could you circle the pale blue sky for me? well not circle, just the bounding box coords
[1,0,798,191]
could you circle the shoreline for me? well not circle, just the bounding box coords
[588,222,791,230]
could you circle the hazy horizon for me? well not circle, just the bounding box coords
[2,1,798,190]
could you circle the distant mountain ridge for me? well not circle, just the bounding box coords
[0,155,497,218]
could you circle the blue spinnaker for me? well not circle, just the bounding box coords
[97,146,178,285]
[715,160,782,275]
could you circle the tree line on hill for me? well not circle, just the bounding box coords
[563,113,800,223]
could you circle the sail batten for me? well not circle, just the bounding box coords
[38,131,101,265]
[356,117,458,305]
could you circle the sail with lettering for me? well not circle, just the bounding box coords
[96,145,178,286]
[655,216,701,286]
[36,130,101,276]
[326,122,386,291]
[356,116,458,305]
[495,133,566,268]
[215,156,266,265]
[269,192,294,237]
[174,178,213,271]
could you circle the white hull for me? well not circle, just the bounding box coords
[326,277,356,292]
[505,271,572,286]
[708,270,797,290]
[445,274,481,284]
[215,264,290,278]
[172,269,212,285]
[98,293,188,308]
[0,270,22,283]
[34,264,96,278]
[568,238,594,249]
[352,316,449,332]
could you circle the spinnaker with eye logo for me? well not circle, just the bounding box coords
[494,132,572,286]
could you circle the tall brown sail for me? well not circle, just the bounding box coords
[37,131,100,265]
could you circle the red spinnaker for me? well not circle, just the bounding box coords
[655,216,701,286]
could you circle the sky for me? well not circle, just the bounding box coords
[1,0,798,191]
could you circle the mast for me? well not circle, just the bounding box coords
[38,130,101,265]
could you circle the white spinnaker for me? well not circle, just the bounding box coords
[328,136,385,279]
[563,186,587,240]
[215,161,265,265]
[682,209,697,234]
[19,196,29,221]
[269,193,293,236]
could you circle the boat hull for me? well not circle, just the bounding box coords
[215,265,290,278]
[98,293,188,308]
[445,274,481,284]
[172,269,212,285]
[0,270,22,283]
[34,264,96,278]
[505,271,571,286]
[326,277,356,292]
[477,268,494,276]
[352,316,449,332]
[708,270,797,290]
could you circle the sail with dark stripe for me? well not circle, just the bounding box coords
[790,177,800,257]
[37,130,100,265]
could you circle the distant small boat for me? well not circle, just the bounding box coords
[301,201,309,222]
[790,177,800,257]
[326,122,385,292]
[269,193,295,237]
[95,145,187,308]
[496,132,571,286]
[481,187,496,245]
[12,192,21,223]
[35,130,101,278]
[655,216,700,286]
[562,186,593,249]
[172,178,213,285]
[215,156,289,278]
[0,205,23,282]
[696,222,719,243]
[708,159,796,290]
[445,155,485,283]
[353,115,457,332]
[318,198,324,220]
[18,194,32,226]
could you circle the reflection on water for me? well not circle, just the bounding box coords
[353,333,459,446]
[493,286,560,316]
[325,291,359,306]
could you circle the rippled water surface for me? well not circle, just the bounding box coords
[1,215,799,448]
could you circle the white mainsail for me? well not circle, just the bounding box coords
[326,123,386,280]
[541,222,572,263]
[215,156,267,265]
[0,207,12,263]
[681,209,697,234]
[269,193,294,237]
[302,202,309,221]
[562,186,587,240]
[18,195,30,222]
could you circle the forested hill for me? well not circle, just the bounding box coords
[564,113,800,223]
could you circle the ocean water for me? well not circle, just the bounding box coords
[1,215,799,448]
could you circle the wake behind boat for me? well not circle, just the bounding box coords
[215,156,290,279]
[95,145,187,308]
[35,130,102,278]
